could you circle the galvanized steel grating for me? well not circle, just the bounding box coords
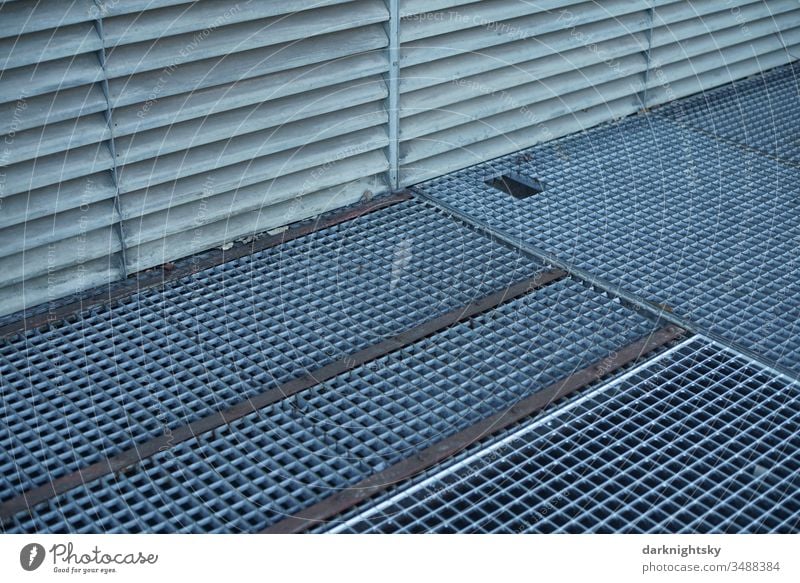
[416,113,800,374]
[655,62,800,165]
[2,275,658,533]
[0,199,542,505]
[327,336,800,533]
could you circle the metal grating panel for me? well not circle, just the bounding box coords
[0,199,540,505]
[417,113,800,374]
[329,336,800,533]
[2,274,658,532]
[655,62,800,164]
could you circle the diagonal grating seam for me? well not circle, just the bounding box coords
[0,270,568,522]
[2,271,662,533]
[415,192,800,386]
[262,324,684,533]
[328,335,800,533]
[2,197,548,515]
[323,333,704,533]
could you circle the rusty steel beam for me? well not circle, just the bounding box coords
[0,192,413,341]
[0,268,567,523]
[261,324,685,534]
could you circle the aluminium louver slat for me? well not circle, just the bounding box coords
[399,11,653,94]
[101,0,355,46]
[111,51,388,136]
[106,24,388,107]
[0,21,102,70]
[0,172,116,229]
[0,84,107,134]
[115,102,388,194]
[0,0,391,317]
[102,0,388,78]
[118,124,390,221]
[113,78,388,166]
[0,0,99,39]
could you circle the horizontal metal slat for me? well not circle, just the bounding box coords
[103,0,388,78]
[400,0,586,43]
[401,32,648,116]
[119,124,390,220]
[115,101,388,194]
[94,0,190,18]
[0,21,101,70]
[646,41,800,105]
[0,0,98,39]
[0,142,113,197]
[0,224,121,286]
[653,0,762,29]
[102,0,355,46]
[650,0,796,48]
[399,0,657,68]
[126,174,385,274]
[1,113,110,165]
[648,49,800,108]
[400,54,647,141]
[650,11,800,69]
[0,199,116,259]
[112,51,388,136]
[123,149,388,253]
[0,256,119,318]
[400,94,641,186]
[400,11,651,93]
[649,27,800,89]
[0,83,106,134]
[400,74,644,165]
[106,24,388,108]
[114,77,388,165]
[0,52,102,103]
[0,172,116,229]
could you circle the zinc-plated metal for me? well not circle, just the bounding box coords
[416,114,800,376]
[0,267,568,521]
[0,199,540,510]
[327,336,800,533]
[2,267,658,532]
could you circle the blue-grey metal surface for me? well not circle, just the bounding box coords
[0,199,541,505]
[416,113,800,374]
[327,336,800,533]
[2,274,658,533]
[656,62,800,165]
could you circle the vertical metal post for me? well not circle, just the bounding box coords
[92,0,129,279]
[639,2,655,111]
[386,0,401,190]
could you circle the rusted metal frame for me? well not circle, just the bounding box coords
[261,324,685,534]
[0,192,413,341]
[0,268,567,523]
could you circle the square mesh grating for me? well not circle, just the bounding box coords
[656,62,800,165]
[2,277,658,533]
[0,199,542,504]
[416,113,800,374]
[327,336,800,533]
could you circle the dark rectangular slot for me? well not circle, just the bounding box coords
[485,172,544,199]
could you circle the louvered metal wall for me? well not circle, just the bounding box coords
[0,0,390,317]
[398,0,800,184]
[1,0,798,318]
